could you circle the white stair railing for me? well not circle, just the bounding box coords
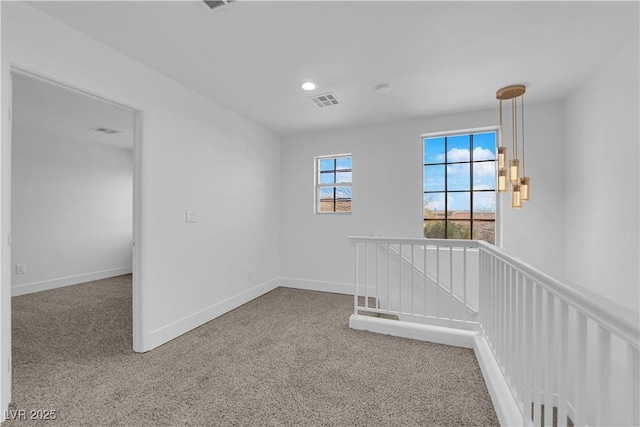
[479,242,639,427]
[350,236,640,427]
[351,236,480,330]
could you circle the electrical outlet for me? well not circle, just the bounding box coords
[15,264,26,275]
[186,210,197,223]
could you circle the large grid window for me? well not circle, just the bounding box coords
[423,131,496,244]
[316,155,352,213]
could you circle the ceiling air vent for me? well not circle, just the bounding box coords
[309,93,341,108]
[203,0,235,11]
[91,127,121,135]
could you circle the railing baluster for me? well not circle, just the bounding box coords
[365,243,369,310]
[493,256,497,347]
[501,263,507,365]
[423,243,427,318]
[523,277,534,426]
[517,271,524,403]
[574,313,588,426]
[629,344,639,426]
[544,290,554,427]
[596,325,611,426]
[498,262,504,365]
[436,245,440,319]
[386,243,390,314]
[449,245,453,321]
[506,268,513,382]
[411,245,415,316]
[485,253,491,338]
[557,301,569,427]
[376,243,379,310]
[493,259,499,356]
[496,261,500,358]
[504,267,510,375]
[398,244,402,315]
[480,250,485,329]
[354,242,359,315]
[511,274,522,396]
[463,246,467,324]
[534,284,543,426]
[477,250,482,327]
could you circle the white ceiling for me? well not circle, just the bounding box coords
[28,0,639,136]
[12,73,134,150]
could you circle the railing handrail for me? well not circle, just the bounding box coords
[349,236,480,248]
[476,240,639,348]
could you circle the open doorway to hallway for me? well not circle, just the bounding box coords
[9,72,137,363]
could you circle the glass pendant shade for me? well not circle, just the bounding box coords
[497,169,507,192]
[519,177,530,201]
[511,183,522,208]
[509,158,520,182]
[497,146,507,170]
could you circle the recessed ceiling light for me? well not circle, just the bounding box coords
[375,83,392,95]
[301,81,317,91]
[91,126,121,135]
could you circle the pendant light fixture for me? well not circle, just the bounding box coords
[498,169,507,193]
[497,101,507,193]
[496,84,530,208]
[512,182,522,208]
[508,97,519,183]
[519,92,530,201]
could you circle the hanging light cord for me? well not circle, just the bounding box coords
[513,98,518,159]
[499,99,503,146]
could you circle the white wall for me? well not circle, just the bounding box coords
[1,0,281,387]
[563,37,640,311]
[11,126,133,295]
[280,102,565,291]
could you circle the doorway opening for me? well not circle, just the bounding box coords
[7,68,143,394]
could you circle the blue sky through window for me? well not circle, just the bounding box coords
[423,132,496,211]
[319,156,352,184]
[319,158,334,172]
[335,157,351,170]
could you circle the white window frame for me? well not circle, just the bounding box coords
[314,153,352,214]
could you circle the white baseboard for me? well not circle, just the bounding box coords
[280,277,365,295]
[144,277,280,352]
[473,334,529,427]
[11,266,132,296]
[348,314,477,349]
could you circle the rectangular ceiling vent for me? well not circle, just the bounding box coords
[203,0,235,11]
[309,93,341,108]
[91,127,121,135]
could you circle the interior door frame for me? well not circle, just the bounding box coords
[4,66,145,384]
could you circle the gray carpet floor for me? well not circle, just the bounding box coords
[8,275,498,426]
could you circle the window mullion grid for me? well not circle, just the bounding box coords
[470,134,474,240]
[334,159,338,212]
[317,183,351,188]
[444,136,448,239]
[316,155,352,214]
[423,132,497,243]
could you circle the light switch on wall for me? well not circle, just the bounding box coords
[186,210,197,223]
